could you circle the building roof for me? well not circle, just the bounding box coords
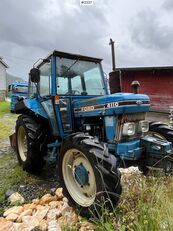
[0,57,9,68]
[115,66,173,72]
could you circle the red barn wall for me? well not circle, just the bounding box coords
[121,70,173,113]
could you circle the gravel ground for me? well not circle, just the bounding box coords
[0,113,60,211]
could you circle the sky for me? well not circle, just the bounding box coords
[0,0,173,80]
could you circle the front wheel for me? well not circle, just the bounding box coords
[58,134,122,216]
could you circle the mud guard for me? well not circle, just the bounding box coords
[9,133,16,150]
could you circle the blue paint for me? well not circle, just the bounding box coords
[74,163,89,186]
[104,116,117,142]
[73,93,150,117]
[24,98,48,119]
[116,140,143,160]
[51,55,65,137]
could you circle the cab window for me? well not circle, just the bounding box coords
[39,62,51,97]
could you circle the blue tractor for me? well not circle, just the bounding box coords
[14,50,173,214]
[8,81,28,112]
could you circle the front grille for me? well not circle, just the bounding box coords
[115,112,146,142]
[124,112,146,122]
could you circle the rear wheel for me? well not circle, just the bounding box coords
[16,115,47,173]
[149,122,173,173]
[58,134,122,216]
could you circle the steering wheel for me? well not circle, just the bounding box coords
[65,90,81,95]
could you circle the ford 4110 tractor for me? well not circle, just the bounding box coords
[13,50,173,213]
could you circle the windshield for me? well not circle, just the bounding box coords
[56,57,106,95]
[12,85,28,94]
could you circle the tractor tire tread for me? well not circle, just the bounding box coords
[16,115,47,173]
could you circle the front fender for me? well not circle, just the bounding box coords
[15,98,48,119]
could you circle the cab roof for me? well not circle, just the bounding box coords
[36,50,102,68]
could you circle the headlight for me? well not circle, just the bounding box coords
[138,120,149,133]
[122,122,135,136]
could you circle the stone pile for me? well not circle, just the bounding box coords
[0,188,95,231]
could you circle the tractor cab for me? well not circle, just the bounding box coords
[8,81,28,112]
[20,51,108,137]
[28,50,107,98]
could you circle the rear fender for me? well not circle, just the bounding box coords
[9,133,16,150]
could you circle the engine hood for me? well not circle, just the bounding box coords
[73,93,150,117]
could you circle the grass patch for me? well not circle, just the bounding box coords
[90,174,173,231]
[0,101,10,114]
[0,153,29,203]
[0,102,17,139]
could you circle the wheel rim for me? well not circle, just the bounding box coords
[17,126,27,162]
[62,148,96,207]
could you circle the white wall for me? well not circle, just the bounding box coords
[0,64,6,90]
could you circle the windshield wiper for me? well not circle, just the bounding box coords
[61,58,80,77]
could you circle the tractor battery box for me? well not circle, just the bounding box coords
[140,135,172,168]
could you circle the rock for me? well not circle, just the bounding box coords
[16,209,33,222]
[22,216,40,230]
[48,220,62,231]
[0,217,6,222]
[9,192,25,204]
[39,194,57,205]
[50,188,56,195]
[23,203,36,211]
[61,205,73,216]
[79,222,96,231]
[12,222,23,231]
[36,205,46,211]
[39,219,48,231]
[55,188,63,200]
[49,201,61,209]
[3,206,23,217]
[32,198,40,205]
[5,189,15,199]
[21,215,32,223]
[62,197,68,204]
[47,208,61,221]
[5,213,18,222]
[58,212,78,227]
[14,223,28,231]
[0,220,14,231]
[33,207,49,221]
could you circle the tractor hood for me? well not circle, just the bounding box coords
[73,93,150,117]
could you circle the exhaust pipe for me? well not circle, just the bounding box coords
[109,38,116,71]
[131,80,140,94]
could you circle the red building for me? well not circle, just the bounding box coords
[112,67,173,113]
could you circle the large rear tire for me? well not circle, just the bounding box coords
[149,122,173,142]
[149,122,173,173]
[58,133,122,216]
[16,115,47,173]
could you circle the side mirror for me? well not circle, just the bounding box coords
[8,85,11,92]
[30,68,40,83]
